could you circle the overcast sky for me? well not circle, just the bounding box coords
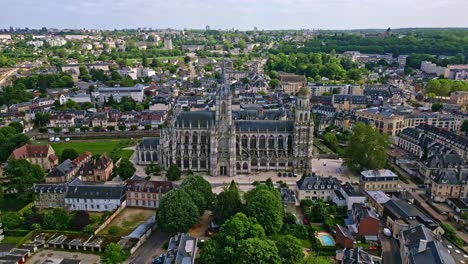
[1,0,468,30]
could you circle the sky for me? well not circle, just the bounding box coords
[1,0,468,30]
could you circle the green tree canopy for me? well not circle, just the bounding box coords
[4,158,44,201]
[245,184,283,235]
[8,122,24,134]
[213,181,243,224]
[61,148,79,161]
[273,235,304,264]
[115,158,136,180]
[156,188,200,233]
[166,164,181,181]
[102,243,129,264]
[236,238,281,264]
[344,122,390,172]
[42,209,70,230]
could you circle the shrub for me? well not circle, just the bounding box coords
[108,226,121,236]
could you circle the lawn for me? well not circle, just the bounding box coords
[99,208,155,237]
[1,236,23,245]
[48,139,135,160]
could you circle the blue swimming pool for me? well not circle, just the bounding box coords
[317,233,335,246]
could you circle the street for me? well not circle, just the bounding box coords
[379,232,401,264]
[126,231,170,264]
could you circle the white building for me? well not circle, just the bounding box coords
[65,184,126,212]
[81,43,93,50]
[27,40,44,49]
[164,38,173,50]
[47,38,67,47]
[118,68,138,80]
[420,61,446,76]
[137,68,156,78]
[331,182,367,210]
[296,175,341,201]
[97,84,145,102]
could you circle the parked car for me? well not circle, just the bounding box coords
[49,137,55,142]
[383,228,392,237]
[65,138,70,142]
[54,137,60,142]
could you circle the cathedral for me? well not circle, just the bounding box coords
[138,72,314,177]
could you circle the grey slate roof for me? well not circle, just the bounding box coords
[33,184,67,193]
[138,137,160,150]
[296,175,341,190]
[48,159,76,178]
[235,120,294,132]
[65,185,126,200]
[175,111,215,128]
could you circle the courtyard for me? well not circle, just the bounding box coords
[99,208,155,237]
[26,249,100,264]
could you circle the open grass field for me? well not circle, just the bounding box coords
[99,208,155,237]
[47,139,135,160]
[1,236,23,245]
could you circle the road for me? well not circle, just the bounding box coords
[0,68,18,86]
[188,61,196,79]
[126,230,170,264]
[380,232,401,264]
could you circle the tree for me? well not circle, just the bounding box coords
[61,148,79,161]
[42,209,70,230]
[3,159,44,201]
[8,122,24,134]
[268,79,280,89]
[34,112,51,127]
[213,181,243,224]
[180,175,214,214]
[142,55,149,67]
[273,235,304,264]
[115,158,136,180]
[69,211,91,230]
[323,133,339,152]
[79,65,90,81]
[347,69,362,81]
[166,164,181,181]
[245,185,283,235]
[184,55,191,63]
[432,103,443,112]
[462,119,468,137]
[344,122,390,172]
[156,189,200,233]
[102,243,129,264]
[237,238,281,264]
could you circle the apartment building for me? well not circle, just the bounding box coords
[359,169,399,192]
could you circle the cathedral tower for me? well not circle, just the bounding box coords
[293,87,314,173]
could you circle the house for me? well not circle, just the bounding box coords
[279,72,306,94]
[428,168,468,202]
[351,203,380,236]
[296,175,341,201]
[45,159,77,183]
[332,183,367,210]
[97,84,145,103]
[126,177,173,208]
[164,233,197,264]
[49,114,75,128]
[76,154,114,182]
[336,247,377,264]
[279,187,297,214]
[399,225,455,264]
[359,169,399,192]
[383,198,440,239]
[65,182,126,211]
[365,190,390,216]
[33,184,67,209]
[336,224,355,248]
[9,144,58,171]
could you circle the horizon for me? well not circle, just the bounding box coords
[2,0,468,30]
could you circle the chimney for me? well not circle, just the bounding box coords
[418,240,428,253]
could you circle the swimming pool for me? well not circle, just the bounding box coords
[316,232,335,246]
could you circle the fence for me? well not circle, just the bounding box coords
[93,201,127,235]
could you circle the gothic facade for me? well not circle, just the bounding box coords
[153,81,314,177]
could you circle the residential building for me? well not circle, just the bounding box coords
[359,170,399,192]
[365,190,391,216]
[399,225,455,264]
[97,84,145,103]
[295,175,341,201]
[336,224,355,249]
[65,182,126,211]
[383,198,439,239]
[126,178,173,208]
[354,107,405,136]
[333,95,368,111]
[45,159,77,183]
[351,203,380,236]
[450,91,468,105]
[416,124,468,160]
[76,154,114,182]
[428,168,468,202]
[420,61,446,76]
[279,187,297,214]
[445,64,468,80]
[33,184,67,209]
[332,182,367,210]
[164,233,197,264]
[336,247,376,264]
[9,144,58,171]
[279,73,306,94]
[164,38,173,50]
[49,114,75,128]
